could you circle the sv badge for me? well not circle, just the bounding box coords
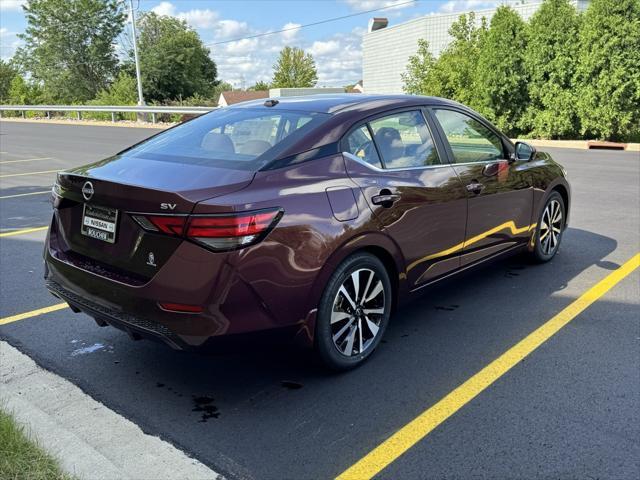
[160,203,177,210]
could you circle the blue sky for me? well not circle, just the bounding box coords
[0,0,502,87]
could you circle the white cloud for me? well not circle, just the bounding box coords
[150,2,364,89]
[309,40,341,57]
[151,1,176,17]
[343,0,414,12]
[216,20,250,39]
[280,22,301,41]
[439,0,500,13]
[0,0,25,11]
[178,8,219,29]
[151,2,219,28]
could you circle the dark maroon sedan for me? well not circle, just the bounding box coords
[45,94,570,369]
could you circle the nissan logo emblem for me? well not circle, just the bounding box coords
[82,181,94,201]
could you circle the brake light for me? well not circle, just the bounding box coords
[187,209,282,251]
[132,215,186,235]
[132,209,282,251]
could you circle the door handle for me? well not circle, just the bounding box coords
[371,193,400,207]
[466,181,485,194]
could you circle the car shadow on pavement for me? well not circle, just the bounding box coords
[102,226,618,392]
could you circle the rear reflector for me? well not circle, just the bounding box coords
[158,302,203,313]
[132,208,282,251]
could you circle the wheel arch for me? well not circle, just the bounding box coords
[306,231,406,319]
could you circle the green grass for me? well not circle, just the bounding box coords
[0,408,74,480]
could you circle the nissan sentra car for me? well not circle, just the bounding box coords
[45,94,570,369]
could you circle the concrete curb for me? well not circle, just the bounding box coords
[0,341,222,480]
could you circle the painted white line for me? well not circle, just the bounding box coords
[0,157,52,165]
[0,341,222,480]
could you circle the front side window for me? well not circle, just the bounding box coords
[344,125,382,168]
[433,109,503,164]
[124,108,329,171]
[369,111,440,169]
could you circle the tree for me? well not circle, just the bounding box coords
[92,72,138,105]
[523,0,581,138]
[128,12,218,103]
[271,47,318,88]
[402,13,486,109]
[0,60,18,103]
[402,39,436,95]
[249,80,270,91]
[576,0,640,141]
[7,75,43,104]
[15,0,125,103]
[474,6,528,136]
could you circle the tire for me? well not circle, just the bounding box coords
[531,191,565,263]
[314,252,392,371]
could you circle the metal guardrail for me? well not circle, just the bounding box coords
[0,104,217,123]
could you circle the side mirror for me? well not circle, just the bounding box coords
[514,141,536,162]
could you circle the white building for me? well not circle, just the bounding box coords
[362,0,590,94]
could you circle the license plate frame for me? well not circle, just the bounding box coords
[81,203,118,244]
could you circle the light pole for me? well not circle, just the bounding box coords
[129,0,144,106]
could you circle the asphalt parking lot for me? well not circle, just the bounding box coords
[1,121,639,480]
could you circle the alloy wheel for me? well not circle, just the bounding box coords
[539,199,563,256]
[330,268,385,357]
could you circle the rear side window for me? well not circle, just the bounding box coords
[368,111,440,169]
[344,125,382,168]
[123,108,330,171]
[433,109,503,163]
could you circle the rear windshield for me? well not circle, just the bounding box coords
[122,108,330,170]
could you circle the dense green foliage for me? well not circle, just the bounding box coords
[0,60,19,103]
[403,0,640,141]
[523,0,581,138]
[475,7,528,136]
[15,0,125,103]
[271,47,318,88]
[576,0,640,141]
[249,80,270,91]
[127,12,218,103]
[403,13,486,107]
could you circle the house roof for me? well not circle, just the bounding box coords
[219,90,269,105]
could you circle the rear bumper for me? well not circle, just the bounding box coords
[46,279,185,349]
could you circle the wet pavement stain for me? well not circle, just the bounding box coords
[156,382,165,388]
[192,395,220,422]
[435,304,459,311]
[281,381,303,390]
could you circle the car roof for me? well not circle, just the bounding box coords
[228,93,462,114]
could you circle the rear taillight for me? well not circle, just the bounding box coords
[132,208,282,251]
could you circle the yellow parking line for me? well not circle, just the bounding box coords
[0,226,48,237]
[0,190,50,199]
[0,157,52,164]
[337,252,640,480]
[0,169,59,178]
[0,303,68,326]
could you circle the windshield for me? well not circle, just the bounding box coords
[123,108,330,171]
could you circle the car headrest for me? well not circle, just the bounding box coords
[201,132,235,154]
[237,140,272,156]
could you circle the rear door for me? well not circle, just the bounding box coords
[429,107,533,266]
[342,109,468,289]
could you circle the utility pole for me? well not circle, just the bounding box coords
[129,0,144,106]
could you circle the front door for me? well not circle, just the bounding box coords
[430,108,534,266]
[342,109,468,289]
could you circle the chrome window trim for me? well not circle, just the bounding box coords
[342,152,507,173]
